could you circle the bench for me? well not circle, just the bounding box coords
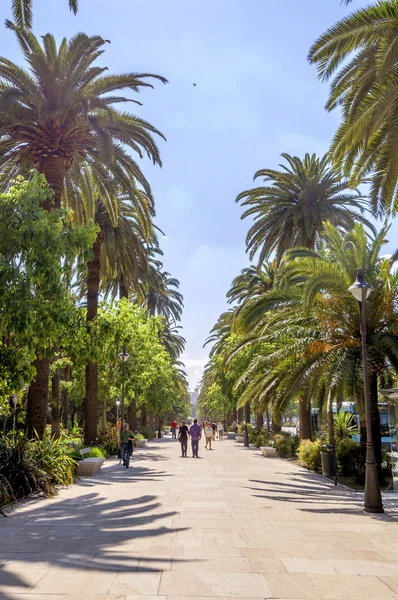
[260,446,277,458]
[77,447,105,476]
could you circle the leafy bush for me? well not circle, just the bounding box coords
[0,432,78,510]
[29,431,78,487]
[228,425,238,433]
[0,434,50,502]
[297,439,322,472]
[97,424,119,456]
[274,433,298,458]
[335,438,360,475]
[140,427,155,440]
[89,446,106,458]
[249,428,271,448]
[134,433,145,440]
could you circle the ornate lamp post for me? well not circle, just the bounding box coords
[348,269,384,513]
[118,347,130,426]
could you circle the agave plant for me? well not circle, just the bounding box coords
[334,411,359,442]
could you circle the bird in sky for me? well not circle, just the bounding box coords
[193,83,197,86]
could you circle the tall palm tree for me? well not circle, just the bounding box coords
[0,27,166,437]
[308,1,398,215]
[10,0,78,29]
[236,153,372,266]
[240,223,398,471]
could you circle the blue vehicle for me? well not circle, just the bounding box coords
[333,401,394,450]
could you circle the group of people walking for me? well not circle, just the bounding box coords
[173,418,224,457]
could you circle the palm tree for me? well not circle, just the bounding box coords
[0,27,166,437]
[0,26,166,208]
[236,153,372,266]
[10,0,78,29]
[244,223,398,473]
[141,263,184,323]
[308,1,398,215]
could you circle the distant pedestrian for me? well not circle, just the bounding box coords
[189,419,202,457]
[170,420,177,439]
[211,422,217,440]
[178,421,189,457]
[204,422,214,450]
[217,422,224,440]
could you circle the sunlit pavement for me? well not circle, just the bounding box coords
[2,437,398,599]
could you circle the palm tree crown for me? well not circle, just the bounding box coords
[0,26,167,206]
[236,153,371,266]
[308,1,398,215]
[10,0,78,29]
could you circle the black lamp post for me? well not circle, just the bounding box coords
[118,347,130,426]
[348,269,384,513]
[243,378,250,448]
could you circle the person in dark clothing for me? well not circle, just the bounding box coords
[178,420,189,457]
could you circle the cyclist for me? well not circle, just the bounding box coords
[120,423,135,468]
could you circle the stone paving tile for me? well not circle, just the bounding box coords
[160,571,272,597]
[31,569,118,594]
[266,573,321,599]
[310,574,398,599]
[0,569,49,594]
[109,572,161,595]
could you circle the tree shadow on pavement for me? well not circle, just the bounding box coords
[244,472,398,520]
[0,460,187,598]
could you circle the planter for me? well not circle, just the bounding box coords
[236,436,245,443]
[227,432,237,440]
[260,446,277,458]
[135,439,148,448]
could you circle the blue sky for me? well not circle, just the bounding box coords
[1,0,397,389]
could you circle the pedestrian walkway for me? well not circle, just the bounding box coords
[2,438,398,599]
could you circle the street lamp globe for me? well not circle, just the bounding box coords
[116,400,120,407]
[348,269,374,301]
[119,349,130,362]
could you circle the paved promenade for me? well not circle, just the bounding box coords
[2,437,398,599]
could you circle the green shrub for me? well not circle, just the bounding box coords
[97,424,119,456]
[29,431,78,487]
[297,439,322,472]
[249,429,271,448]
[134,433,144,440]
[335,438,360,475]
[274,433,298,458]
[89,446,106,458]
[140,427,155,440]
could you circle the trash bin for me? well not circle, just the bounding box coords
[321,446,333,477]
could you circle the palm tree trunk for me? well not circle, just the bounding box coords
[25,157,67,438]
[38,155,67,210]
[26,357,51,439]
[256,411,263,429]
[84,228,102,443]
[51,366,60,437]
[237,407,243,423]
[271,400,282,433]
[141,405,147,428]
[119,271,128,300]
[370,371,383,482]
[299,389,311,440]
[61,365,70,428]
[265,404,270,434]
[128,397,137,431]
